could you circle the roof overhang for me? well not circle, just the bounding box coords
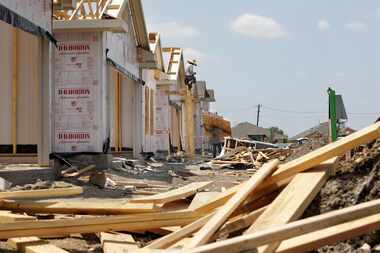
[53,19,127,32]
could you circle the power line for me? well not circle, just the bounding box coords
[261,105,325,115]
[218,104,379,117]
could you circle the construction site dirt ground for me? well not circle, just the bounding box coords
[0,139,380,252]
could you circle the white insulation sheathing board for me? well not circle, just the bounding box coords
[53,31,105,153]
[0,0,52,32]
[0,21,41,146]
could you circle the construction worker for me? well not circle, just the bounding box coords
[185,59,197,90]
[210,126,222,158]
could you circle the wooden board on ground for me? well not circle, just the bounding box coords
[186,159,280,248]
[0,200,158,215]
[8,237,68,253]
[100,232,138,253]
[0,187,83,200]
[0,211,36,222]
[129,181,212,204]
[276,213,380,253]
[0,209,203,239]
[188,192,220,211]
[185,198,380,253]
[245,157,338,253]
[146,212,215,249]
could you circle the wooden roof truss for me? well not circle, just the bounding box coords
[53,0,123,21]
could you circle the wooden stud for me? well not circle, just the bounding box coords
[186,159,280,248]
[11,28,18,155]
[0,214,199,239]
[0,200,157,215]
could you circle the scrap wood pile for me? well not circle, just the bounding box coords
[212,146,292,170]
[1,123,380,252]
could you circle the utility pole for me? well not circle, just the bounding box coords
[256,104,261,127]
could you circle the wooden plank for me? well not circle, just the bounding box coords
[100,232,138,253]
[8,237,68,253]
[276,213,380,253]
[146,212,215,249]
[188,192,220,211]
[185,198,380,253]
[245,157,338,253]
[186,159,280,248]
[0,209,204,239]
[0,211,35,222]
[0,187,83,200]
[0,200,157,215]
[130,182,212,204]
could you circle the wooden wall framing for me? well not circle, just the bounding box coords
[0,21,42,156]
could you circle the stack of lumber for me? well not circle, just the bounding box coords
[0,122,380,253]
[212,147,292,169]
[203,113,232,137]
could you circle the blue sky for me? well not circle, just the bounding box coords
[142,0,380,137]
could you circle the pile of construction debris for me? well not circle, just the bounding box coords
[211,146,292,170]
[0,123,380,253]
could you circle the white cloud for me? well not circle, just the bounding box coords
[346,20,367,31]
[317,19,330,31]
[147,22,199,38]
[230,13,286,39]
[183,48,205,63]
